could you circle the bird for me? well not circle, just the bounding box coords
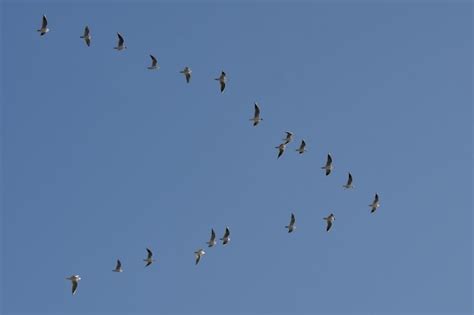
[206,229,216,247]
[37,15,49,36]
[250,103,263,126]
[65,275,81,295]
[112,259,123,272]
[114,33,126,50]
[220,227,230,245]
[148,54,159,70]
[215,71,227,92]
[285,213,296,233]
[194,249,206,265]
[143,248,155,267]
[180,66,192,83]
[275,143,286,159]
[343,172,354,189]
[296,140,307,154]
[321,153,333,176]
[80,26,91,46]
[369,193,380,213]
[323,213,335,232]
[282,132,294,144]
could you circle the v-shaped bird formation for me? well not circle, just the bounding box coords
[34,15,383,296]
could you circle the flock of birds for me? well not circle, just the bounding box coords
[36,14,382,296]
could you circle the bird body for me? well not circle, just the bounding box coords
[180,66,192,83]
[283,132,294,144]
[194,249,206,265]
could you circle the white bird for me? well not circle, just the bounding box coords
[65,275,81,295]
[206,229,216,247]
[114,33,126,50]
[343,172,354,189]
[282,132,294,144]
[143,248,155,267]
[148,54,159,70]
[220,227,230,245]
[180,66,192,83]
[321,153,333,176]
[215,71,227,93]
[275,143,286,159]
[323,213,335,232]
[369,193,380,213]
[250,103,263,126]
[296,140,307,154]
[194,248,206,265]
[37,15,49,36]
[285,213,296,233]
[80,26,91,46]
[112,259,123,272]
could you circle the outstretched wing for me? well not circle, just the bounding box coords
[347,173,353,185]
[326,220,332,232]
[117,33,124,46]
[42,15,48,28]
[150,55,157,66]
[290,213,295,225]
[71,280,78,295]
[146,248,153,259]
[254,103,260,118]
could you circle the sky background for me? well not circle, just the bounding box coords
[1,1,472,314]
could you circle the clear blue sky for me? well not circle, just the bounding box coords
[1,1,472,314]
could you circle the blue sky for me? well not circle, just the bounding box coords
[1,1,472,314]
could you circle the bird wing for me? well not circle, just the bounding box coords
[290,213,295,225]
[220,81,225,92]
[84,26,89,36]
[210,229,216,241]
[195,253,201,265]
[327,154,332,165]
[117,33,124,46]
[116,259,121,269]
[85,38,91,46]
[299,140,306,150]
[347,173,353,185]
[42,15,48,28]
[71,280,78,295]
[223,227,230,238]
[374,193,379,203]
[185,73,191,83]
[146,248,153,259]
[150,55,157,66]
[326,220,332,231]
[254,103,260,118]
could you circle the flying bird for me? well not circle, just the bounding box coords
[369,193,380,213]
[282,132,294,144]
[148,54,159,70]
[321,153,333,176]
[206,229,216,247]
[114,33,126,50]
[296,140,307,154]
[343,172,354,189]
[220,227,230,245]
[285,213,296,233]
[194,249,206,265]
[275,143,286,159]
[112,259,123,272]
[180,66,192,83]
[80,26,91,46]
[250,103,263,126]
[143,248,155,267]
[323,213,335,232]
[215,71,227,92]
[37,15,49,36]
[65,275,81,295]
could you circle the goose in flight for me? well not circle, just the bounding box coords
[343,172,354,189]
[250,103,263,126]
[215,71,227,92]
[285,213,296,233]
[275,143,286,159]
[282,132,294,144]
[180,66,192,83]
[148,54,159,70]
[143,248,155,267]
[66,275,81,295]
[206,229,216,247]
[369,193,380,213]
[194,249,206,265]
[321,153,333,176]
[296,140,307,154]
[220,227,230,245]
[80,26,91,46]
[114,33,126,50]
[112,259,123,272]
[37,15,49,36]
[323,213,335,232]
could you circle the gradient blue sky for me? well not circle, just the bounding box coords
[1,1,472,314]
